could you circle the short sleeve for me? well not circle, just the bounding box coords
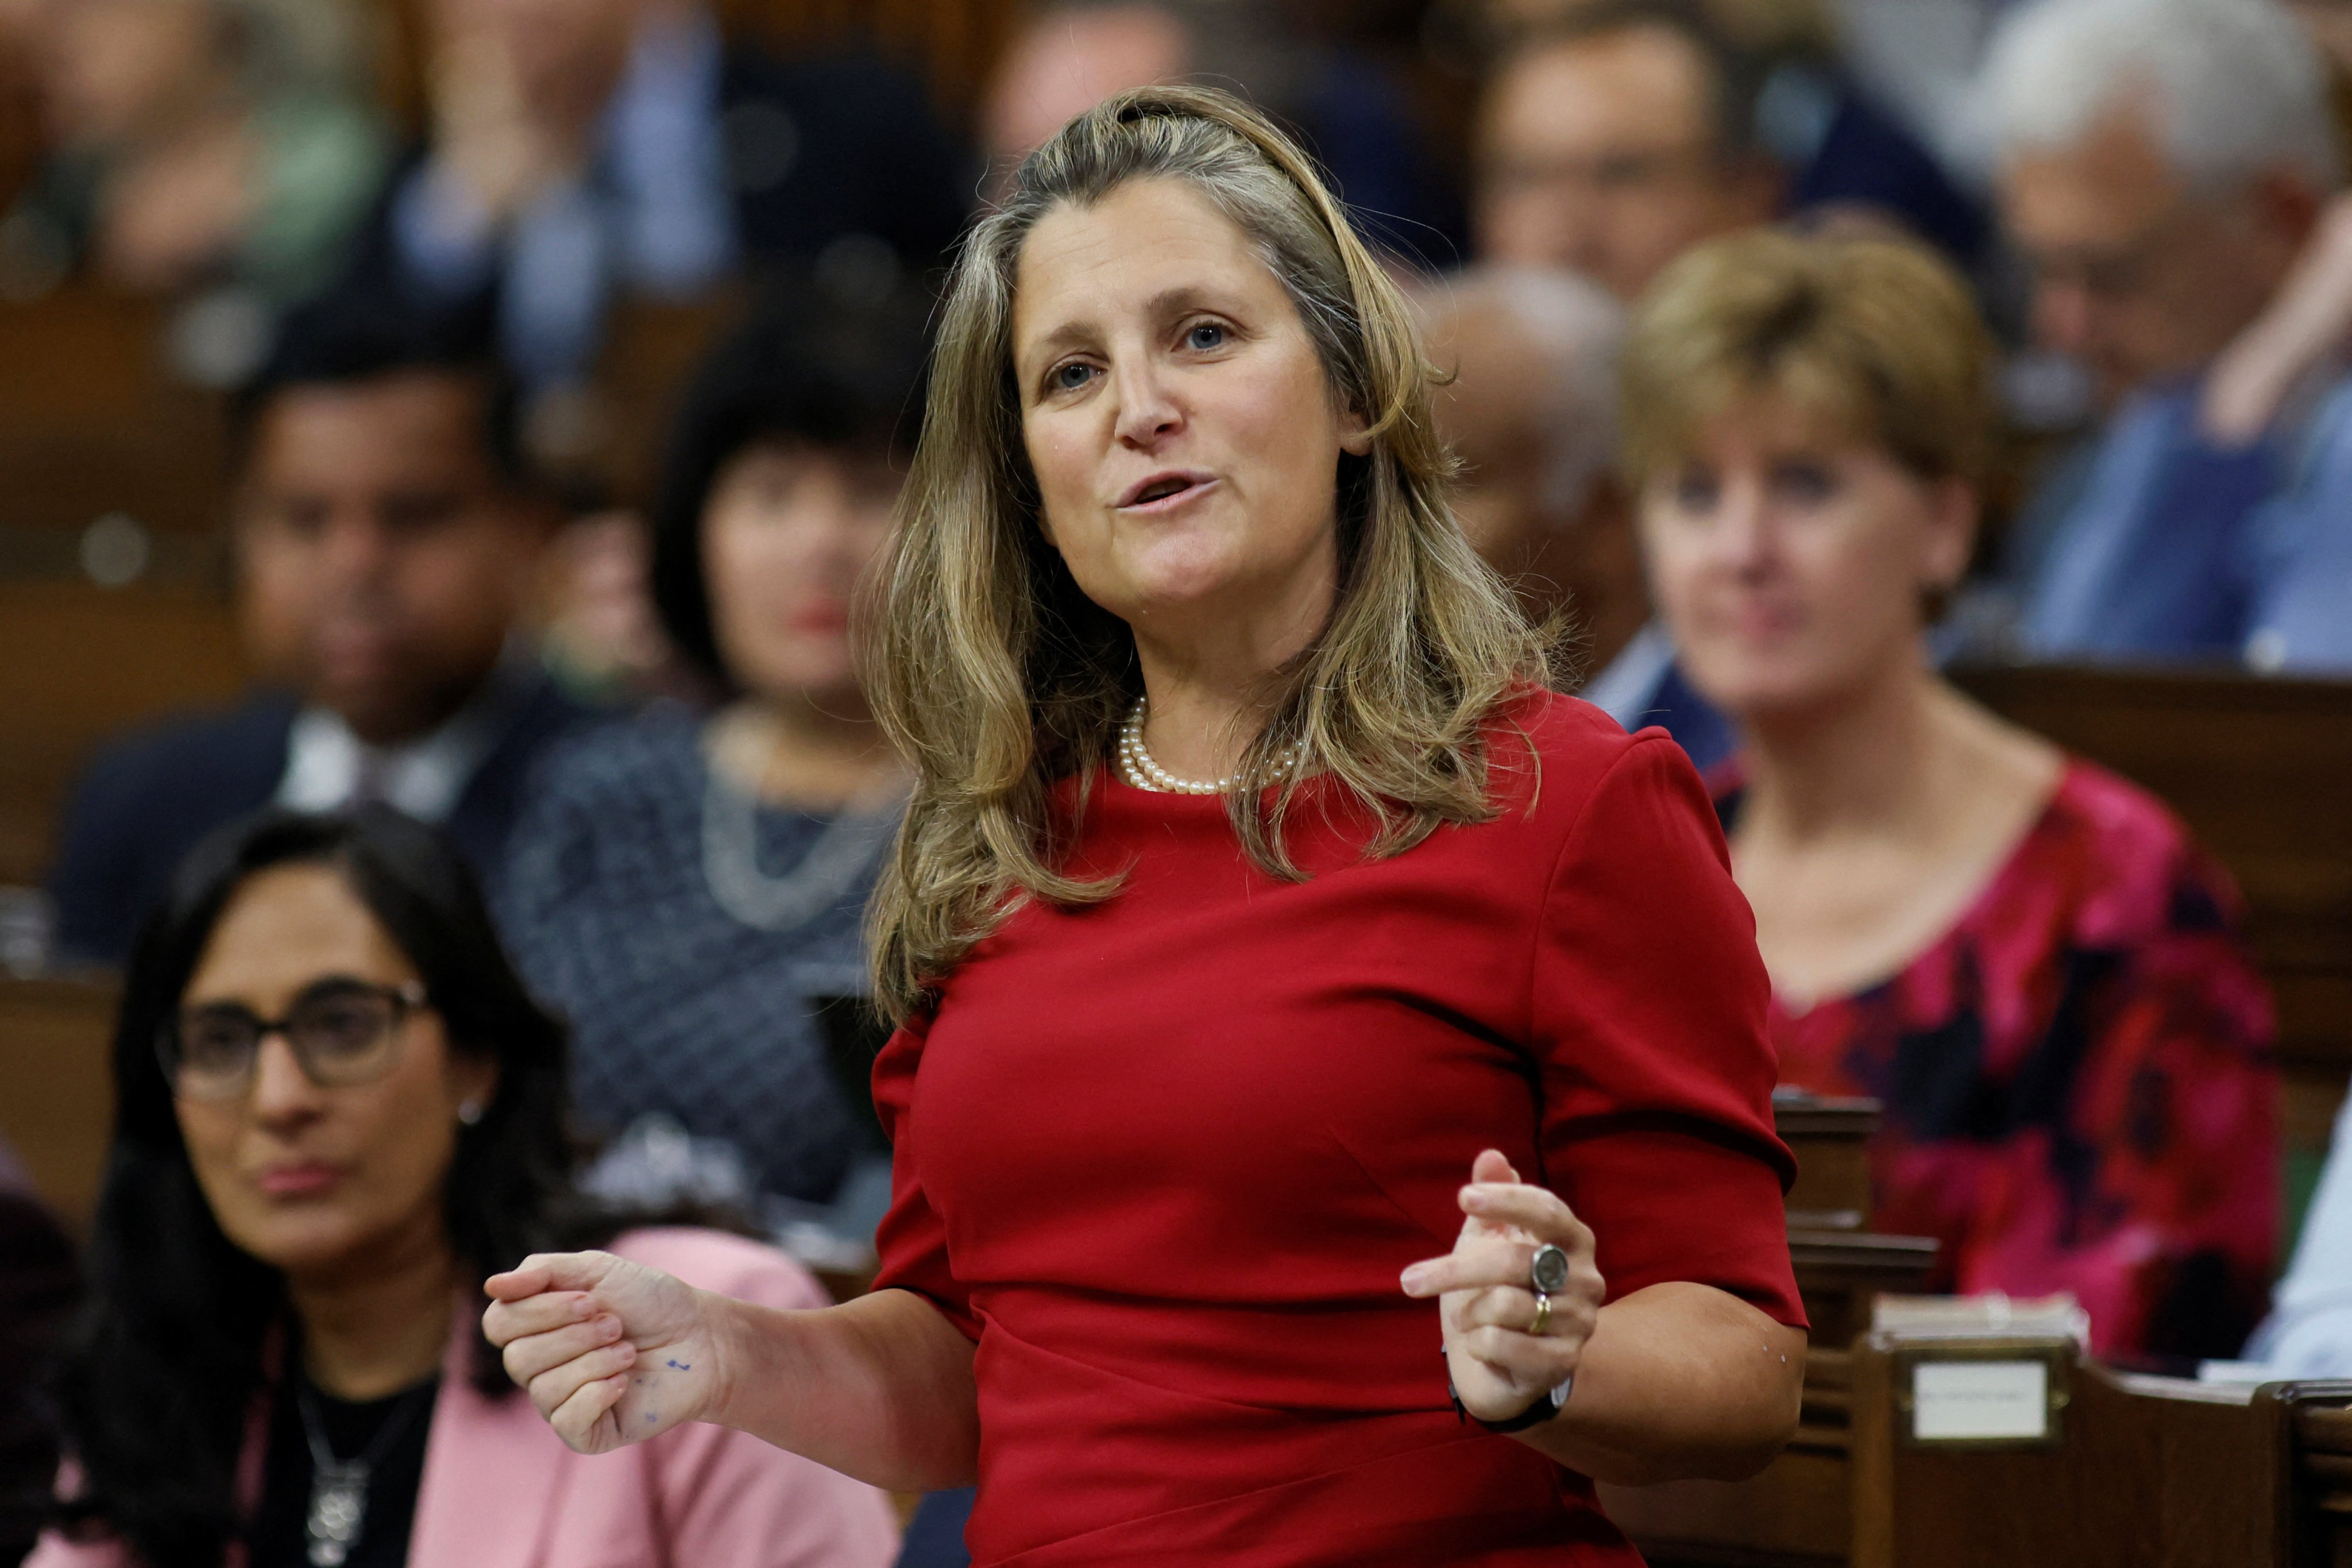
[870,1015,982,1339]
[1532,736,1804,1327]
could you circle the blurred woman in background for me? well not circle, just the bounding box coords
[498,283,925,1225]
[1625,229,2278,1360]
[28,808,896,1568]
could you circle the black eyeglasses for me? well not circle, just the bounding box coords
[158,978,430,1102]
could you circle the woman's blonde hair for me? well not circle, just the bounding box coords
[863,84,1554,1021]
[1619,229,1996,489]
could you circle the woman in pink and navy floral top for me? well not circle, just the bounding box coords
[1717,761,2275,1357]
[1623,230,2277,1360]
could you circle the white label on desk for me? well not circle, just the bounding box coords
[1911,1359,2049,1442]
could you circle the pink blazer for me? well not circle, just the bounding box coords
[28,1227,900,1568]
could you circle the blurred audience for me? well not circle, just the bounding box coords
[1415,262,1735,768]
[1983,0,2347,665]
[498,283,921,1218]
[1624,229,2277,1359]
[979,1,1466,269]
[47,296,593,969]
[0,0,385,303]
[2203,186,2352,674]
[1828,0,2013,182]
[0,1142,77,1568]
[1471,0,1982,302]
[28,809,898,1567]
[345,0,970,391]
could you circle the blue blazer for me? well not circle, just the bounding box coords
[46,678,592,967]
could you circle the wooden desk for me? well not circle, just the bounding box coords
[1604,1338,2285,1567]
[1777,1091,1877,1227]
[2253,1380,2352,1567]
[0,979,118,1227]
[1774,1094,1941,1348]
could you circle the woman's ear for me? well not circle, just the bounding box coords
[1921,477,1978,593]
[1338,404,1374,458]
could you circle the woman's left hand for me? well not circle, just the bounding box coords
[1400,1149,1605,1424]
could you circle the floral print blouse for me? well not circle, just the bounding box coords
[1722,759,2278,1360]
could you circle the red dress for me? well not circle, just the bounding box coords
[1735,759,2277,1360]
[872,693,1804,1566]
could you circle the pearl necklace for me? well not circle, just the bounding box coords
[1115,700,1306,795]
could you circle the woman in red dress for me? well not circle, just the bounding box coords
[482,87,1806,1564]
[1621,230,2278,1360]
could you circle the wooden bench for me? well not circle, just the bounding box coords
[358,0,1021,126]
[1605,1335,2294,1566]
[1774,1091,1940,1348]
[0,290,228,539]
[0,979,117,1228]
[0,580,247,887]
[2259,1380,2352,1565]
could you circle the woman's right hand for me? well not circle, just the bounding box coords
[484,1251,726,1454]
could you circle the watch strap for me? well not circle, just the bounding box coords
[1450,1374,1571,1434]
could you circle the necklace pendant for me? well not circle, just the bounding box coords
[306,1461,369,1567]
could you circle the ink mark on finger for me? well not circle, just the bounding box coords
[667,1360,691,1370]
[646,1411,659,1424]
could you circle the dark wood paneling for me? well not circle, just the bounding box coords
[0,581,248,886]
[0,979,117,1226]
[0,290,229,537]
[717,0,1021,116]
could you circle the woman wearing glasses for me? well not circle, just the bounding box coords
[26,808,897,1568]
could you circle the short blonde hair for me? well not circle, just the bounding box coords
[1619,229,1995,487]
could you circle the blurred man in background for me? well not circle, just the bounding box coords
[45,297,591,966]
[978,0,1465,269]
[1415,263,1736,767]
[1472,2,1781,300]
[1984,0,2345,664]
[349,0,970,391]
[1471,0,1983,301]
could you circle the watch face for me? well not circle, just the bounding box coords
[1531,1243,1570,1295]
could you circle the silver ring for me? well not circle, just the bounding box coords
[1530,1292,1552,1336]
[1531,1243,1570,1296]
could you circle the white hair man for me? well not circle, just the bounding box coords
[1416,265,1736,769]
[1981,0,2344,663]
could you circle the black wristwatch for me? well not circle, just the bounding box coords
[1450,1374,1573,1433]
